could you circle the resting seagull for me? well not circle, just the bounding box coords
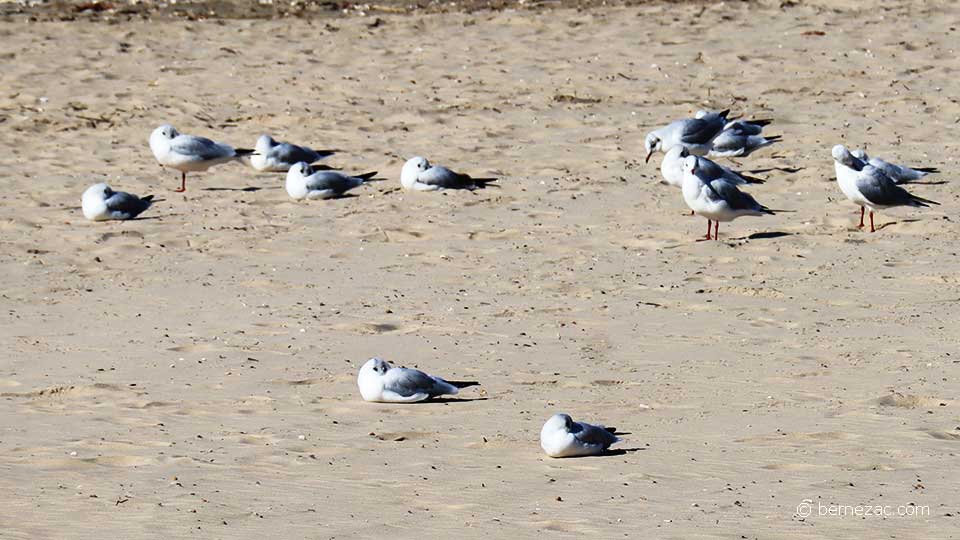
[81,183,154,221]
[149,124,254,192]
[357,357,479,403]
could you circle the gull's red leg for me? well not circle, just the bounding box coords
[175,172,187,193]
[714,221,719,241]
[690,210,695,216]
[869,211,875,233]
[704,219,712,240]
[858,206,865,228]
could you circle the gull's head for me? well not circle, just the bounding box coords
[82,182,111,201]
[850,148,868,161]
[400,156,430,189]
[361,357,391,377]
[832,144,855,165]
[694,109,708,119]
[644,132,661,163]
[543,413,574,434]
[682,154,699,175]
[289,161,312,177]
[153,124,178,140]
[256,134,276,151]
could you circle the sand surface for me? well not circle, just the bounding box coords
[1,1,959,538]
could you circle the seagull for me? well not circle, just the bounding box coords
[707,128,781,158]
[540,413,621,458]
[285,162,377,200]
[660,146,766,189]
[357,357,479,403]
[400,156,497,191]
[249,134,337,172]
[81,183,154,221]
[832,144,939,232]
[681,155,776,240]
[696,110,773,136]
[644,109,729,162]
[849,148,939,184]
[149,124,254,192]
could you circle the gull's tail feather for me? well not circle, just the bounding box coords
[909,194,940,207]
[764,135,783,143]
[742,174,766,184]
[141,195,155,203]
[471,177,500,189]
[448,380,480,389]
[746,118,773,127]
[914,167,939,174]
[356,171,379,181]
[718,109,731,119]
[234,148,256,157]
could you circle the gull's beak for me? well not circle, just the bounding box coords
[645,150,653,163]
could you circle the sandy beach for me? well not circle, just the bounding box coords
[1,1,958,537]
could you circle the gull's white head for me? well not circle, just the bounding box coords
[400,156,430,189]
[542,413,574,435]
[644,132,662,163]
[682,154,699,176]
[149,124,179,159]
[357,357,392,402]
[81,182,112,221]
[832,144,855,165]
[285,162,314,200]
[694,109,708,119]
[255,134,277,151]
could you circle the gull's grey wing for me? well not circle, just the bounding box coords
[271,142,333,165]
[383,367,453,398]
[571,422,619,449]
[708,179,771,213]
[868,157,936,183]
[419,165,474,188]
[169,135,234,160]
[304,171,362,194]
[856,165,938,207]
[105,191,153,219]
[680,117,726,146]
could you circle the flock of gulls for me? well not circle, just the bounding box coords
[77,111,944,457]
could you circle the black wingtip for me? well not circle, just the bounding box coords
[474,177,500,188]
[235,148,256,156]
[912,195,940,206]
[356,171,378,181]
[747,118,774,126]
[914,167,939,174]
[765,135,783,142]
[743,175,766,184]
[141,195,155,202]
[719,109,731,119]
[450,381,480,389]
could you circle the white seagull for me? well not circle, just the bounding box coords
[681,155,776,240]
[357,357,479,403]
[81,183,154,221]
[249,134,337,172]
[400,156,497,191]
[540,413,621,458]
[644,109,729,162]
[285,162,377,200]
[849,148,939,184]
[832,144,939,232]
[149,124,254,192]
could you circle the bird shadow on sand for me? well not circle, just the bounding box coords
[579,447,645,458]
[202,185,281,192]
[743,231,793,240]
[904,180,948,186]
[421,396,491,404]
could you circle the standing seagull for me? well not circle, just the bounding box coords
[540,413,621,458]
[81,183,154,221]
[249,134,337,172]
[681,155,775,240]
[850,149,939,184]
[357,357,479,403]
[644,110,729,162]
[400,156,497,191]
[832,144,939,232]
[285,162,377,200]
[149,124,254,192]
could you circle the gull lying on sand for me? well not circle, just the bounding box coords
[400,156,497,191]
[832,144,939,232]
[357,357,479,403]
[149,124,254,192]
[81,183,154,221]
[540,413,621,458]
[249,134,337,172]
[285,162,376,200]
[850,148,939,184]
